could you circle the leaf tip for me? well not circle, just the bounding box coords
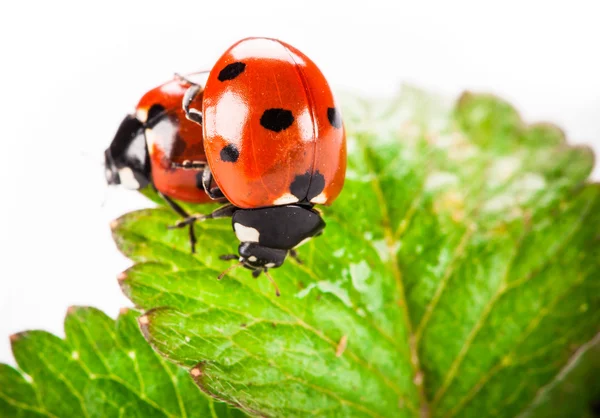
[109,218,120,231]
[190,366,203,378]
[9,332,28,344]
[139,314,149,326]
[117,271,128,282]
[137,313,153,342]
[456,90,474,106]
[570,143,596,166]
[66,305,81,316]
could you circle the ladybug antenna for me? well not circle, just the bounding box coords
[263,269,281,297]
[217,261,244,280]
[173,71,209,86]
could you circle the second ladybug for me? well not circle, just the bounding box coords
[104,71,218,250]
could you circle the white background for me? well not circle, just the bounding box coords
[1,0,599,365]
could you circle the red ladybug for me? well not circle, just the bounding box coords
[104,72,217,251]
[176,37,346,292]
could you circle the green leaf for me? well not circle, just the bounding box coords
[0,307,246,418]
[113,87,600,417]
[520,333,600,418]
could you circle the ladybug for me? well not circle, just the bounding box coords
[173,37,347,293]
[104,71,219,251]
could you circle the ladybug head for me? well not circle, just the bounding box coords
[237,242,287,270]
[218,242,285,296]
[105,115,151,189]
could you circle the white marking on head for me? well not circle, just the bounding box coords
[136,108,148,123]
[273,193,299,205]
[310,191,327,204]
[248,256,257,262]
[234,223,260,242]
[118,167,140,189]
[265,263,275,268]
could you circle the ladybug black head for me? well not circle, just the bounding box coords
[238,242,287,270]
[104,114,151,189]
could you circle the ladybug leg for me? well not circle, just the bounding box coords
[182,85,203,125]
[171,161,206,170]
[169,203,237,229]
[289,249,304,264]
[263,269,281,297]
[202,166,225,200]
[157,190,197,253]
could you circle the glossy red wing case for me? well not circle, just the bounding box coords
[137,72,213,203]
[200,37,346,209]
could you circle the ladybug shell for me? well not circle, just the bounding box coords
[200,37,346,209]
[137,72,213,204]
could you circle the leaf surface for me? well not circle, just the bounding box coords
[0,307,245,418]
[110,87,599,417]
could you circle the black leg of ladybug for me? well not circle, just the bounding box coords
[169,203,237,229]
[202,166,225,200]
[289,249,303,264]
[170,161,206,170]
[182,84,203,125]
[156,190,198,253]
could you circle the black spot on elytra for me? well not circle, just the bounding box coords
[327,107,342,129]
[307,170,325,201]
[220,144,240,162]
[260,108,294,132]
[218,62,246,81]
[290,171,311,200]
[148,104,165,121]
[290,170,325,201]
[145,104,166,129]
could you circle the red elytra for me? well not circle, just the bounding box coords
[137,72,213,204]
[190,37,346,209]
